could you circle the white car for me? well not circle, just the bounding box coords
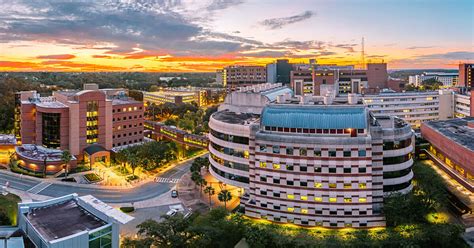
[166,209,178,217]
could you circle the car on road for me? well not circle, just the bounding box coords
[171,190,178,198]
[166,209,178,217]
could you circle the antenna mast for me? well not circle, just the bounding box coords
[361,37,365,69]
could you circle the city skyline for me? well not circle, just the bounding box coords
[0,0,473,72]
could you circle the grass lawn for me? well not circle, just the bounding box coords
[83,173,102,183]
[0,193,21,226]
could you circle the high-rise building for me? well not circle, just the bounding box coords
[208,84,414,228]
[290,69,313,96]
[15,84,144,174]
[220,65,266,88]
[459,63,474,89]
[276,59,292,84]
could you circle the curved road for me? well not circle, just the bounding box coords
[0,160,193,204]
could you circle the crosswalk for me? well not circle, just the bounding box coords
[27,182,52,194]
[155,177,180,184]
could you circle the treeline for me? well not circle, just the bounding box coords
[0,72,218,91]
[0,77,50,133]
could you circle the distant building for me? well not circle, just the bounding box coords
[386,78,407,92]
[311,63,388,96]
[290,69,313,96]
[266,63,277,83]
[15,84,144,174]
[215,69,224,85]
[409,72,458,87]
[143,87,225,107]
[220,65,266,88]
[459,63,474,89]
[15,193,133,248]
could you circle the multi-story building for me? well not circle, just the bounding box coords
[454,92,472,118]
[290,70,313,96]
[422,118,474,193]
[208,84,414,228]
[362,90,453,129]
[408,72,458,87]
[311,63,388,96]
[143,87,225,107]
[9,193,133,248]
[459,63,474,89]
[220,65,266,88]
[15,84,144,174]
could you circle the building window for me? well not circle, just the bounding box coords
[286,164,294,171]
[260,176,266,182]
[259,145,267,152]
[259,162,266,168]
[300,196,308,201]
[287,180,294,186]
[343,151,351,157]
[329,168,337,173]
[329,183,337,188]
[358,150,366,157]
[359,168,367,173]
[329,151,337,157]
[314,150,321,157]
[287,207,295,212]
[299,148,307,156]
[344,198,352,203]
[286,147,293,155]
[343,168,351,173]
[287,194,295,199]
[273,192,280,197]
[300,166,307,172]
[359,183,367,189]
[272,145,280,154]
[273,178,280,184]
[42,113,61,148]
[301,209,308,214]
[273,163,281,169]
[359,197,367,203]
[300,182,307,187]
[329,197,337,203]
[314,182,322,188]
[86,101,99,144]
[344,183,352,189]
[314,197,323,202]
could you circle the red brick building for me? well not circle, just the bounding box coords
[421,118,474,192]
[15,84,144,174]
[459,63,473,89]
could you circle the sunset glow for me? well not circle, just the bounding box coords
[0,0,472,72]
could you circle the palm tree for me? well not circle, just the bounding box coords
[61,150,72,179]
[218,189,232,210]
[197,177,207,196]
[203,186,215,209]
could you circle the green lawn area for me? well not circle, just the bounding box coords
[83,173,102,183]
[0,193,21,226]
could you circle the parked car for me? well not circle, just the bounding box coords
[171,190,178,198]
[166,209,178,217]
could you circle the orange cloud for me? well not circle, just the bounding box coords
[36,54,76,60]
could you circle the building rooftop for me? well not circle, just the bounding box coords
[0,134,16,145]
[144,91,196,97]
[424,117,474,151]
[26,199,106,241]
[212,110,259,125]
[261,105,368,130]
[15,144,77,162]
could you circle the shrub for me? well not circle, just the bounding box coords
[83,173,101,183]
[120,207,135,213]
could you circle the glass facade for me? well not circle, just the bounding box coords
[210,129,249,145]
[42,113,61,148]
[89,225,112,248]
[87,101,99,144]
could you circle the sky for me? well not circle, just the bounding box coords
[0,0,473,72]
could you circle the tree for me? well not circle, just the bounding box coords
[203,186,215,209]
[122,214,194,248]
[218,190,232,210]
[61,150,72,179]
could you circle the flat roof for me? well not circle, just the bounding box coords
[0,134,16,145]
[15,144,76,162]
[424,117,474,151]
[26,200,106,241]
[212,111,259,125]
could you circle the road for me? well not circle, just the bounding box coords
[0,160,193,204]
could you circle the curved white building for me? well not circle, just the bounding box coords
[208,84,414,228]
